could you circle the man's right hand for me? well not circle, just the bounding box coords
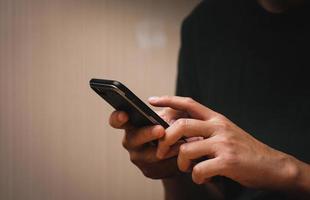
[109,109,182,179]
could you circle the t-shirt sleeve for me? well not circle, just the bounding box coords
[175,14,200,100]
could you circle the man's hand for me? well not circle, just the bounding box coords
[149,96,310,194]
[109,109,183,179]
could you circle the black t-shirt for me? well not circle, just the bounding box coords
[176,0,310,199]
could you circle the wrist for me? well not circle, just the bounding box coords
[281,154,300,189]
[281,154,310,195]
[291,158,310,194]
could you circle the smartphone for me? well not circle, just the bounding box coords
[89,78,169,129]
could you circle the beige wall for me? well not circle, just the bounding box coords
[0,0,200,199]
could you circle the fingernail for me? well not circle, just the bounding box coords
[148,96,159,101]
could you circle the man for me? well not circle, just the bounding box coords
[109,0,310,199]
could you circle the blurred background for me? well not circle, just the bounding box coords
[0,0,200,199]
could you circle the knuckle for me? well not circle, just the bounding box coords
[216,134,235,148]
[220,152,239,168]
[175,118,189,129]
[179,144,190,157]
[211,117,230,131]
[215,113,228,121]
[218,135,231,145]
[215,135,240,168]
[184,97,195,104]
[217,121,230,131]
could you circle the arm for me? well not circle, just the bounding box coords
[150,96,310,198]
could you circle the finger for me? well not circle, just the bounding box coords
[156,109,171,124]
[157,108,188,125]
[192,157,222,184]
[109,111,132,129]
[123,125,165,150]
[178,139,215,172]
[148,96,216,120]
[157,118,217,158]
[162,140,185,159]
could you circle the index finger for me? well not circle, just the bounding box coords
[148,96,216,120]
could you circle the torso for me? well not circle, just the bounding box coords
[178,0,310,198]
